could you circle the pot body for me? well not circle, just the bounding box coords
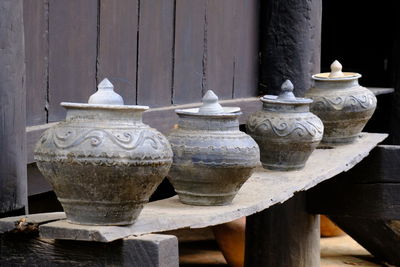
[306,79,377,144]
[34,108,172,225]
[247,103,323,171]
[167,114,260,206]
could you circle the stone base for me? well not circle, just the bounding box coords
[60,198,144,226]
[176,190,236,206]
[322,135,358,145]
[262,162,305,171]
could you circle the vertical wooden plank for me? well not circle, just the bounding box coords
[233,0,260,98]
[23,0,48,126]
[97,0,138,105]
[206,0,236,99]
[48,0,98,122]
[137,0,174,107]
[0,0,27,215]
[172,0,206,104]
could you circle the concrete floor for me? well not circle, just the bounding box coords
[179,234,385,267]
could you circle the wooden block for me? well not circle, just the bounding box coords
[308,182,400,219]
[330,216,400,266]
[0,233,178,267]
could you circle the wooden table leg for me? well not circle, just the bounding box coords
[245,192,320,267]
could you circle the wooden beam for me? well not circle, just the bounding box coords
[0,233,178,267]
[330,216,400,266]
[0,0,27,215]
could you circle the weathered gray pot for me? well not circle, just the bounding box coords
[306,60,377,144]
[167,90,260,206]
[247,80,323,171]
[34,79,173,225]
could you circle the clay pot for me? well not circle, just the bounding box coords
[320,215,345,237]
[247,80,323,171]
[306,60,377,144]
[212,217,246,267]
[34,79,173,225]
[167,90,260,206]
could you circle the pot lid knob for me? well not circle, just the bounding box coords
[277,80,296,100]
[88,78,124,105]
[198,90,224,114]
[329,60,345,78]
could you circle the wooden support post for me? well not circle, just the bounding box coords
[245,192,320,267]
[247,1,322,264]
[0,233,178,267]
[0,0,27,216]
[259,0,322,96]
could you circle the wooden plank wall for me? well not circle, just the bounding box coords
[23,0,260,124]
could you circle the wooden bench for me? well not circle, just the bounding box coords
[0,133,386,267]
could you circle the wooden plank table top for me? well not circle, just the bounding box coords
[0,133,387,242]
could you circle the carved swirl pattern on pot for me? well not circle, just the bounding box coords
[312,94,376,111]
[169,131,250,140]
[247,116,323,138]
[35,126,173,166]
[52,128,165,150]
[170,144,260,167]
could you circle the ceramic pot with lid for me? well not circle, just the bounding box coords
[247,80,323,171]
[34,79,173,225]
[167,90,260,206]
[306,60,377,144]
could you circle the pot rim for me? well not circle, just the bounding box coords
[312,72,362,81]
[261,95,312,105]
[61,102,149,111]
[175,107,241,118]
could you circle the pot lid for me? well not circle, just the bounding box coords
[262,80,312,104]
[175,90,240,116]
[61,78,149,111]
[312,60,361,81]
